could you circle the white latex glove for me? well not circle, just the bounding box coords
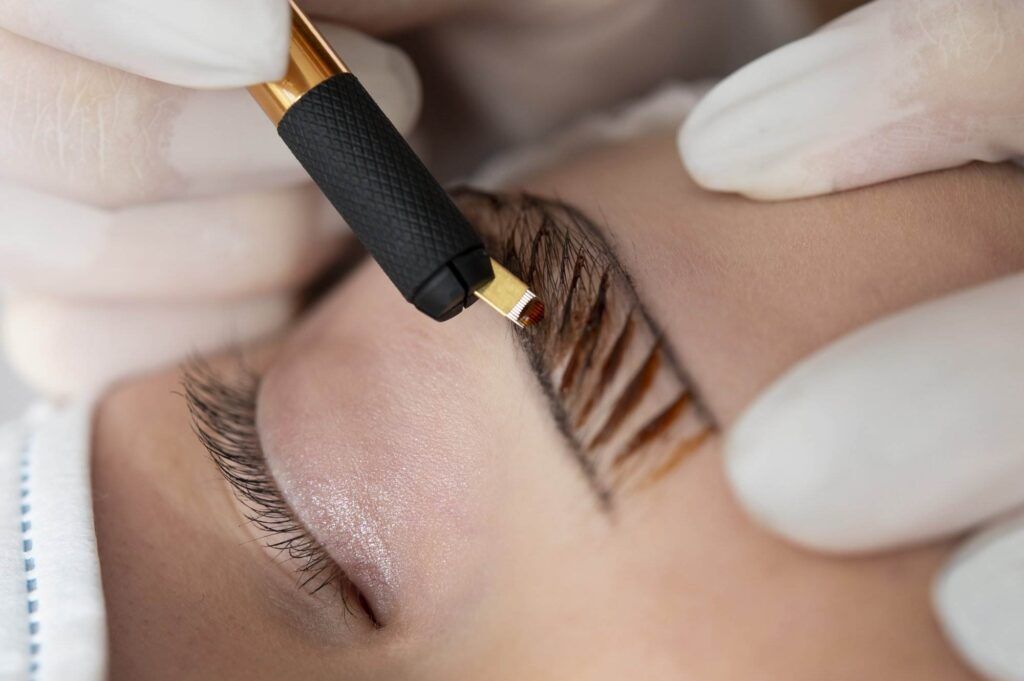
[678,3,1024,679]
[723,275,1024,681]
[0,0,811,399]
[680,0,1024,201]
[0,15,421,398]
[0,0,810,178]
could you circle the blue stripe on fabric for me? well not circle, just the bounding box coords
[19,427,41,680]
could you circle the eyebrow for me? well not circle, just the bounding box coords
[454,188,718,508]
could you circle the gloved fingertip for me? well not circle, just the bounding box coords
[723,381,859,553]
[140,0,293,88]
[677,2,889,200]
[683,0,1024,200]
[381,46,423,135]
[317,25,422,134]
[677,113,728,192]
[678,70,841,200]
[724,273,1024,554]
[0,0,293,89]
[935,513,1024,681]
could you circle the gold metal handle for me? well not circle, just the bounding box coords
[248,0,349,125]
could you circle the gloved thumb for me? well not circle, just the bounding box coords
[680,0,1024,200]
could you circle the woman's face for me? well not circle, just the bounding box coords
[92,131,1024,680]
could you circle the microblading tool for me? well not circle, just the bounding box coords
[249,1,544,327]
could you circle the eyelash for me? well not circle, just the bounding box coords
[181,358,381,628]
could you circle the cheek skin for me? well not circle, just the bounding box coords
[257,264,519,629]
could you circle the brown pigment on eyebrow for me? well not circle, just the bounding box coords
[573,315,635,429]
[587,346,661,450]
[632,429,713,488]
[612,392,691,470]
[455,188,719,501]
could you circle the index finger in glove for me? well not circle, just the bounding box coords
[0,23,420,208]
[724,272,1024,553]
[681,0,1024,200]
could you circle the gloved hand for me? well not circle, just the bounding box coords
[679,2,1024,680]
[0,11,421,399]
[0,0,810,399]
[0,0,807,161]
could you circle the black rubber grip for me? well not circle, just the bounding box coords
[277,73,492,320]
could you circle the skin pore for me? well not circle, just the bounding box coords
[91,130,1024,680]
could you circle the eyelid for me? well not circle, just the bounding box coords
[181,358,382,628]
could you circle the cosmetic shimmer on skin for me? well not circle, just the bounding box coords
[259,352,482,622]
[255,262,517,627]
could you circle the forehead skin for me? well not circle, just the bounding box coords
[517,132,1024,422]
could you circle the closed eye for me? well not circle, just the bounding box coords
[182,357,383,629]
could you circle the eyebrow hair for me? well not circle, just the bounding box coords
[454,188,718,508]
